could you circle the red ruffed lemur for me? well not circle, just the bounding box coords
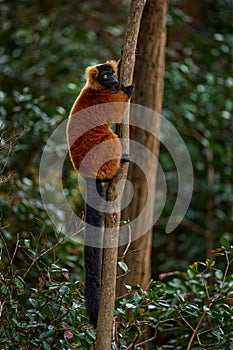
[67,58,134,327]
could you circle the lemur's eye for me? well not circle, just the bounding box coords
[103,74,108,79]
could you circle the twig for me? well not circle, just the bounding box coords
[10,233,20,266]
[125,333,140,350]
[0,230,14,277]
[115,291,131,300]
[220,249,232,292]
[23,226,83,279]
[116,270,130,280]
[122,222,132,258]
[186,300,213,350]
[134,331,158,348]
[119,247,141,261]
[178,310,194,332]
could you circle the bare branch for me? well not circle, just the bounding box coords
[96,1,146,348]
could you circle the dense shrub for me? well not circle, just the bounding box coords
[0,235,232,349]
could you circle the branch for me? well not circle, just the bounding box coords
[187,300,213,350]
[95,1,146,349]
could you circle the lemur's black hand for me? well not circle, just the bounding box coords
[121,84,135,99]
[121,153,130,164]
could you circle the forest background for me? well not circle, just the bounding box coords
[0,0,232,349]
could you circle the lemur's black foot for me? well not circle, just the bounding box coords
[121,153,130,164]
[101,178,111,183]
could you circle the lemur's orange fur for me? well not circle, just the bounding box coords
[67,60,131,180]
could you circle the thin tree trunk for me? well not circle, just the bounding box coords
[117,0,168,296]
[95,1,146,349]
[205,148,215,258]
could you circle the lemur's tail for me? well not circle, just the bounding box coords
[84,178,105,327]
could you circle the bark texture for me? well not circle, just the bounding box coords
[96,1,146,349]
[117,0,168,297]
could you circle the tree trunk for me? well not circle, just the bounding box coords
[95,1,146,349]
[117,0,168,296]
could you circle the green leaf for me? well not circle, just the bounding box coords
[131,285,141,291]
[86,328,96,340]
[126,303,136,309]
[220,236,230,249]
[1,284,8,295]
[115,307,126,316]
[118,261,128,273]
[124,284,132,291]
[12,318,21,327]
[112,342,118,350]
[40,329,55,339]
[59,285,70,295]
[120,220,129,226]
[164,308,175,318]
[24,239,30,248]
[206,258,215,267]
[132,292,142,304]
[42,341,51,350]
[14,277,24,289]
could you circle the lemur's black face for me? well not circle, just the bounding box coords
[97,64,119,91]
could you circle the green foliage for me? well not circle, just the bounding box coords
[1,236,231,349]
[154,0,233,273]
[0,278,92,349]
[0,0,232,348]
[0,231,93,350]
[1,0,231,279]
[114,239,233,349]
[0,0,128,283]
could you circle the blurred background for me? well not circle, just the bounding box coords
[0,0,232,283]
